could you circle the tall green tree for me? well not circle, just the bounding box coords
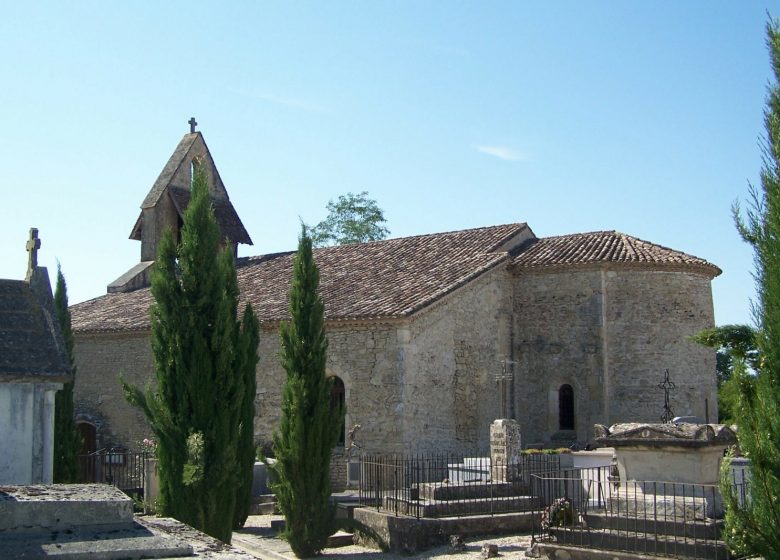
[691,324,758,422]
[270,227,344,558]
[719,17,780,558]
[233,308,260,529]
[123,168,259,543]
[310,191,389,247]
[53,266,81,482]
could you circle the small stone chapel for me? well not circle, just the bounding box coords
[70,125,722,463]
[0,229,71,484]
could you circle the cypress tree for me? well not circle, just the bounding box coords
[53,266,81,482]
[720,16,780,558]
[123,167,259,543]
[270,227,344,558]
[234,307,260,529]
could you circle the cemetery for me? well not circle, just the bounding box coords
[342,416,743,559]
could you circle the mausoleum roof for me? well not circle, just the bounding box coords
[71,223,529,333]
[0,279,70,382]
[512,230,721,277]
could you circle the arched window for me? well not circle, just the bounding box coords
[329,376,346,446]
[559,384,575,430]
[76,421,97,455]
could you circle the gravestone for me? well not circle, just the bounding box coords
[490,419,521,482]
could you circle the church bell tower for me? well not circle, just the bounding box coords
[107,120,252,293]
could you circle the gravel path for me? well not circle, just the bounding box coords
[235,515,535,560]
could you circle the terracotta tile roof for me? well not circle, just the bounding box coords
[512,231,721,276]
[71,223,529,334]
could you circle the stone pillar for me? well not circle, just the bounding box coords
[42,388,57,484]
[490,419,522,482]
[144,459,160,513]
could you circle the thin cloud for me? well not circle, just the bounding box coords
[229,87,323,113]
[474,145,529,162]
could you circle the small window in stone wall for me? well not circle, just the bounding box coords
[329,376,346,446]
[559,384,575,430]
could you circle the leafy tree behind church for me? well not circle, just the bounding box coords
[53,266,81,483]
[719,17,780,558]
[269,227,344,557]
[123,168,259,543]
[310,191,389,247]
[690,324,757,423]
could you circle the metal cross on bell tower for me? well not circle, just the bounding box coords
[659,369,676,424]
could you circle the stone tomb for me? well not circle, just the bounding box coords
[595,422,737,519]
[0,484,192,559]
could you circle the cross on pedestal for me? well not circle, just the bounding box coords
[188,117,198,133]
[26,228,40,271]
[659,369,676,423]
[495,358,518,419]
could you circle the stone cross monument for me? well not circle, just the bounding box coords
[25,227,40,282]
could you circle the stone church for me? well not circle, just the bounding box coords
[70,128,721,460]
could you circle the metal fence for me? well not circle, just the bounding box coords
[530,467,749,559]
[358,452,563,518]
[78,449,148,500]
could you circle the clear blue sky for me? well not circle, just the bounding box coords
[0,2,772,326]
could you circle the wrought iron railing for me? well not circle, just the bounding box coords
[78,449,148,500]
[530,467,748,559]
[357,452,564,519]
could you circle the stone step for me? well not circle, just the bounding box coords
[251,501,278,515]
[0,520,192,559]
[384,495,539,517]
[250,493,279,515]
[0,484,133,532]
[585,511,723,540]
[253,493,277,504]
[418,481,529,501]
[549,526,729,559]
[326,530,354,548]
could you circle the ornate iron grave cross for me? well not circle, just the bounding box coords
[659,369,676,423]
[495,358,518,419]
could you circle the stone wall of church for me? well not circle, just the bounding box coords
[253,266,513,458]
[512,267,717,446]
[254,323,404,456]
[400,266,511,454]
[513,269,605,446]
[72,332,154,451]
[604,269,717,425]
